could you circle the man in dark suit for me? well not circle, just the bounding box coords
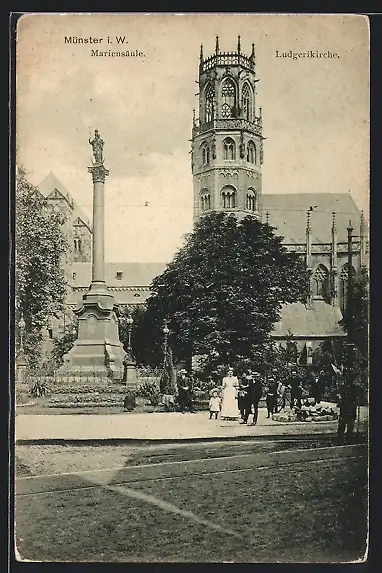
[289,368,300,408]
[241,371,263,425]
[337,370,359,444]
[176,368,195,413]
[238,370,251,420]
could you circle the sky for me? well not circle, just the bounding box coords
[16,13,369,262]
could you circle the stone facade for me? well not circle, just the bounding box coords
[192,39,263,222]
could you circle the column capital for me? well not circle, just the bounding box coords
[88,164,110,184]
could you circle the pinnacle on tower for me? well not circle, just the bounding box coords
[215,35,220,54]
[237,35,241,53]
[306,211,311,232]
[200,44,204,62]
[332,210,337,233]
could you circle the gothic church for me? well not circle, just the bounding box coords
[39,38,368,357]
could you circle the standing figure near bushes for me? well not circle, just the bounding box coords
[238,371,251,419]
[337,370,359,444]
[220,367,240,420]
[177,368,195,413]
[209,390,221,420]
[266,378,278,418]
[242,371,263,425]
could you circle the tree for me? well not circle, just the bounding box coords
[142,212,309,366]
[15,169,69,366]
[346,265,369,359]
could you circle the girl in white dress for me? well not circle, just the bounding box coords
[220,367,240,420]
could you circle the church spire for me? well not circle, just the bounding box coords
[330,211,338,306]
[306,211,313,307]
[360,210,366,267]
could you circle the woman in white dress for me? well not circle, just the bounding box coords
[220,367,240,420]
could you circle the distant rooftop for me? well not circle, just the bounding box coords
[70,262,167,288]
[38,173,92,232]
[272,301,345,339]
[262,193,362,244]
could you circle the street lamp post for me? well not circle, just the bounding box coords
[17,314,27,382]
[126,314,134,359]
[163,321,170,368]
[18,315,25,351]
[120,309,137,387]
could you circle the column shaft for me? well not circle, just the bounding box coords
[92,180,105,283]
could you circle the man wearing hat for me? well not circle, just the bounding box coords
[242,371,263,425]
[238,369,251,420]
[176,368,195,413]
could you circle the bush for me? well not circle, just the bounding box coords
[123,391,136,412]
[136,380,161,406]
[29,379,48,397]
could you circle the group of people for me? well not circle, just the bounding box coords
[177,364,362,442]
[209,367,312,424]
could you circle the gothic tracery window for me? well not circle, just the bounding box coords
[200,190,211,212]
[339,263,356,315]
[74,237,82,253]
[246,141,256,164]
[312,264,330,301]
[223,137,236,160]
[221,79,237,118]
[205,83,214,123]
[246,189,257,212]
[242,82,252,121]
[221,186,236,209]
[201,143,210,166]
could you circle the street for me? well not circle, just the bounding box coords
[15,438,367,562]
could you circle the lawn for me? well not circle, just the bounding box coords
[15,449,367,563]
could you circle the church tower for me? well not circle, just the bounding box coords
[191,36,264,223]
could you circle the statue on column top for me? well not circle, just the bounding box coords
[89,129,104,164]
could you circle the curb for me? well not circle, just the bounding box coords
[15,431,367,447]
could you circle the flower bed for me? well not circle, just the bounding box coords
[272,403,338,423]
[50,384,128,395]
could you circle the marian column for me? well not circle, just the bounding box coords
[60,130,126,381]
[88,130,108,292]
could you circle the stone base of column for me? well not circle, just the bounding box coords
[123,360,138,387]
[59,282,126,381]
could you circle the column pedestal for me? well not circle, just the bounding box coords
[60,282,126,380]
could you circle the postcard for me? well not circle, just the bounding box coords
[14,13,369,563]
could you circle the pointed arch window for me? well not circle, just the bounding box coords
[223,137,236,160]
[201,142,210,166]
[200,189,211,212]
[246,188,257,212]
[246,141,256,164]
[205,83,214,123]
[221,79,237,118]
[74,237,82,253]
[242,83,252,121]
[339,263,356,315]
[313,264,330,301]
[221,186,236,209]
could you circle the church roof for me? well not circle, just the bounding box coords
[272,301,345,339]
[262,193,362,244]
[71,261,167,288]
[38,173,92,232]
